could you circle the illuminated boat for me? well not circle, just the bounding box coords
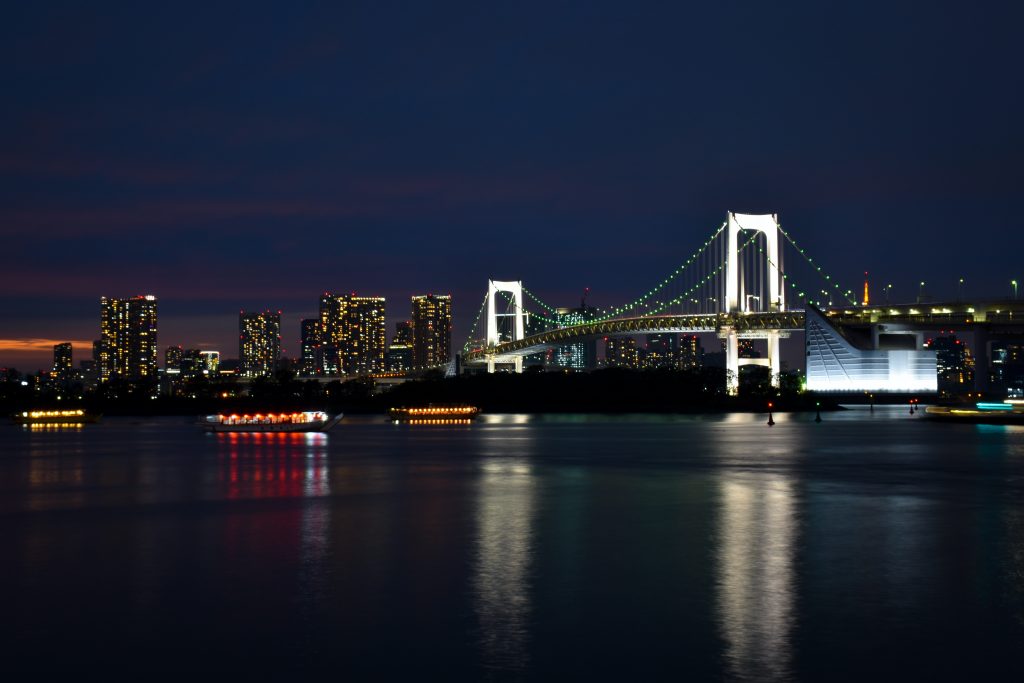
[389,406,480,423]
[198,411,343,433]
[12,409,100,425]
[924,400,1024,424]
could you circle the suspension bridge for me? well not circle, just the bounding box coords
[459,212,1024,394]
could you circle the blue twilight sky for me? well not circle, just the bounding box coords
[1,1,1022,369]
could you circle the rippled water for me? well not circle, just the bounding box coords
[2,408,1024,680]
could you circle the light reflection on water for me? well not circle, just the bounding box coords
[472,422,537,674]
[716,474,796,682]
[215,431,330,500]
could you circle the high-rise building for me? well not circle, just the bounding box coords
[239,310,281,378]
[386,321,414,373]
[181,349,203,379]
[548,306,597,370]
[320,294,387,375]
[99,295,158,384]
[925,334,974,396]
[300,319,322,376]
[394,320,413,345]
[679,334,703,370]
[411,295,452,369]
[200,350,220,375]
[52,343,73,381]
[165,345,183,373]
[605,336,639,368]
[990,340,1024,398]
[642,334,679,369]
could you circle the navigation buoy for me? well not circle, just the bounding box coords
[815,402,822,423]
[767,402,775,426]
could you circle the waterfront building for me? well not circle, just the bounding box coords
[605,336,639,368]
[300,318,321,376]
[990,340,1024,398]
[239,310,281,378]
[319,294,387,374]
[925,334,975,396]
[99,295,158,384]
[411,295,452,369]
[805,308,936,393]
[52,343,73,381]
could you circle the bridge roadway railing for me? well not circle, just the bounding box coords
[821,300,1024,327]
[463,311,806,362]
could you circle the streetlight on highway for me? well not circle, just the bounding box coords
[1013,280,1019,300]
[918,281,926,303]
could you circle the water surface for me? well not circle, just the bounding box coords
[2,408,1023,680]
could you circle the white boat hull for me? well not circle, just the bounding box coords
[199,413,343,433]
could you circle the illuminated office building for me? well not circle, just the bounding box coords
[319,294,387,374]
[239,310,281,378]
[200,350,220,374]
[99,295,158,383]
[394,320,413,345]
[165,345,183,373]
[52,343,73,381]
[642,334,679,369]
[925,334,974,396]
[605,336,639,368]
[989,340,1024,397]
[411,295,452,369]
[679,334,703,370]
[548,306,597,370]
[387,321,414,373]
[300,319,322,376]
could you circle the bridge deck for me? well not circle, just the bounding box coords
[464,301,1024,363]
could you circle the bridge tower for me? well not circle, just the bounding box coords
[486,280,526,373]
[722,212,785,394]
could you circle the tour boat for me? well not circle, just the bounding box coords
[925,400,1024,424]
[389,406,480,423]
[12,409,100,425]
[198,411,343,433]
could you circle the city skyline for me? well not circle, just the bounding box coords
[2,2,1022,369]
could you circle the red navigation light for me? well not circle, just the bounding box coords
[768,402,773,408]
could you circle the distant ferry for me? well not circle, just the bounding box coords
[389,406,480,422]
[198,411,343,433]
[12,409,100,425]
[925,400,1024,424]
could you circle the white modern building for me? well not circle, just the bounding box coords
[805,308,937,393]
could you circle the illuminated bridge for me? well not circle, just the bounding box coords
[459,212,1024,394]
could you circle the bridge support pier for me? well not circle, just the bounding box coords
[485,356,523,374]
[768,331,781,387]
[725,329,782,395]
[726,331,740,395]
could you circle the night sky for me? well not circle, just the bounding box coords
[2,1,1022,370]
